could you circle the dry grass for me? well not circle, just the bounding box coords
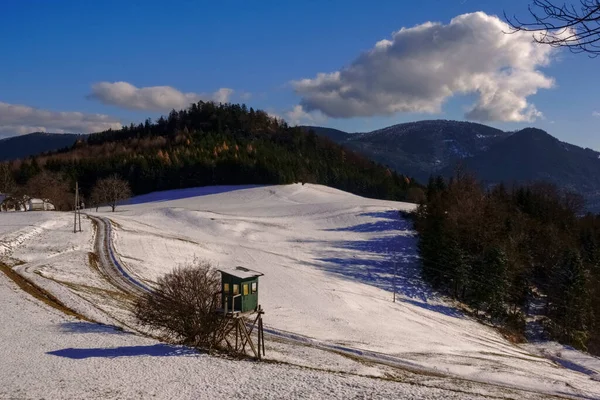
[0,262,91,322]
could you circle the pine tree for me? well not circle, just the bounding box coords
[548,249,591,349]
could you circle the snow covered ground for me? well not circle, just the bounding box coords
[1,183,600,399]
[1,269,513,400]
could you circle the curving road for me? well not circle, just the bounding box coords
[89,215,152,296]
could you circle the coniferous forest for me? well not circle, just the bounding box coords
[415,172,600,354]
[6,102,422,205]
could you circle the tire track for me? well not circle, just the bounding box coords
[88,215,151,296]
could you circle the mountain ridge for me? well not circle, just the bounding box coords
[302,120,600,211]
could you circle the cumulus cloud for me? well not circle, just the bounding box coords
[89,82,234,111]
[293,12,557,122]
[285,105,326,126]
[0,101,122,137]
[593,111,600,117]
[212,88,234,104]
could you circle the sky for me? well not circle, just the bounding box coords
[0,0,598,150]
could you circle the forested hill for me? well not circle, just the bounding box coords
[11,102,422,202]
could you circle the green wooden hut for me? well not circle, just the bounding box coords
[218,267,264,313]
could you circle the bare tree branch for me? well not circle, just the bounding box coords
[505,0,600,56]
[134,260,229,349]
[91,174,132,212]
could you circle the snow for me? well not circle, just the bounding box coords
[524,342,600,382]
[0,270,503,400]
[1,183,600,399]
[219,266,264,279]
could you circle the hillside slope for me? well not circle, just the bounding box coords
[4,184,600,397]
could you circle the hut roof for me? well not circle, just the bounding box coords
[218,266,263,279]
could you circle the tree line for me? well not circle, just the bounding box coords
[415,171,600,353]
[1,101,423,210]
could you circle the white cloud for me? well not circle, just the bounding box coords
[593,111,600,117]
[293,12,557,122]
[285,105,326,126]
[0,101,122,137]
[89,81,234,111]
[212,88,234,104]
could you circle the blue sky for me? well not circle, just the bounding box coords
[0,0,598,149]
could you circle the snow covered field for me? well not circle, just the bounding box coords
[1,183,600,399]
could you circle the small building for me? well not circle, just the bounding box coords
[218,266,263,313]
[27,198,55,211]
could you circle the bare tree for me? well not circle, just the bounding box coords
[134,260,228,349]
[91,174,132,212]
[24,171,72,211]
[506,1,600,56]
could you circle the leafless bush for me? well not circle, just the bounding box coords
[134,260,227,349]
[91,174,132,212]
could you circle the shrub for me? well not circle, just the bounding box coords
[134,260,227,349]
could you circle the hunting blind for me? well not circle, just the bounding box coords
[215,267,265,360]
[218,266,263,313]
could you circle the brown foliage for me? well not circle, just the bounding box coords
[134,261,227,349]
[24,171,72,211]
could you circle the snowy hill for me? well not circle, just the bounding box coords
[1,184,599,399]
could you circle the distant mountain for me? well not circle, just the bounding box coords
[304,120,511,182]
[0,132,84,161]
[304,121,600,211]
[443,128,600,210]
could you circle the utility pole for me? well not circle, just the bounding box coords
[74,181,82,233]
[78,194,82,232]
[74,181,78,233]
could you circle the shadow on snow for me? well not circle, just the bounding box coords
[308,210,463,319]
[47,344,198,359]
[124,185,265,206]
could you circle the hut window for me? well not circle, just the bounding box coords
[233,284,239,295]
[243,284,249,296]
[223,283,230,294]
[251,282,257,293]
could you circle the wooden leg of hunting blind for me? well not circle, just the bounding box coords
[257,321,262,360]
[224,336,233,351]
[260,318,265,357]
[235,320,239,352]
[240,321,258,359]
[240,313,261,352]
